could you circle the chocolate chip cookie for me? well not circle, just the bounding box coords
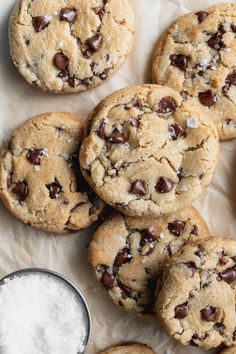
[9,0,135,93]
[221,347,236,354]
[80,84,219,217]
[152,3,236,140]
[0,112,105,233]
[98,343,155,354]
[89,206,210,316]
[156,236,236,350]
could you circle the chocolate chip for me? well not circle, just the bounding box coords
[102,270,115,289]
[54,53,69,70]
[27,149,43,165]
[114,248,132,268]
[109,129,125,143]
[225,72,236,86]
[67,76,81,87]
[195,249,205,259]
[130,180,146,195]
[86,34,103,52]
[46,182,62,199]
[175,303,189,319]
[60,8,77,23]
[185,261,197,275]
[219,267,236,283]
[231,25,236,32]
[198,90,216,107]
[12,182,29,201]
[214,323,225,334]
[97,121,106,139]
[82,49,93,59]
[219,252,229,265]
[89,206,97,216]
[156,177,174,193]
[99,68,110,80]
[140,229,157,247]
[191,225,199,235]
[201,307,217,321]
[93,7,105,20]
[58,69,69,78]
[130,118,140,128]
[207,31,225,50]
[168,220,185,236]
[170,54,189,71]
[196,11,208,23]
[169,124,185,140]
[180,91,188,101]
[33,16,50,32]
[223,72,236,94]
[158,97,177,114]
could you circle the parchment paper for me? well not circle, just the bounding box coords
[0,1,236,353]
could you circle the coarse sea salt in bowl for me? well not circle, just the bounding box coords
[0,268,91,354]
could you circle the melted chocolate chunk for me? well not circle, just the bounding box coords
[114,248,132,268]
[33,16,50,32]
[109,129,125,143]
[198,90,216,107]
[196,11,208,24]
[140,229,157,246]
[170,54,189,71]
[156,177,174,193]
[185,261,197,275]
[201,306,217,321]
[219,267,236,283]
[67,76,81,87]
[223,72,236,94]
[168,220,185,236]
[99,68,110,80]
[180,90,188,101]
[158,97,177,114]
[102,269,115,289]
[86,34,103,52]
[169,124,186,140]
[27,149,43,165]
[97,121,106,139]
[207,30,225,50]
[60,8,77,23]
[46,182,62,199]
[175,303,189,319]
[130,118,140,128]
[130,180,146,195]
[93,7,105,20]
[169,124,185,140]
[54,53,69,71]
[195,249,205,259]
[12,182,29,201]
[191,225,199,235]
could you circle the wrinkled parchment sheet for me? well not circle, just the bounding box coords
[0,0,236,353]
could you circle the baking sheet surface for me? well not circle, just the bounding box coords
[0,1,236,353]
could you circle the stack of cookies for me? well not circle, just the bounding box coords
[1,0,236,353]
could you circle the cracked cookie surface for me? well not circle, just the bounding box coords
[9,0,135,93]
[152,3,236,140]
[80,84,219,217]
[89,207,210,316]
[156,236,236,350]
[0,112,105,234]
[98,342,155,354]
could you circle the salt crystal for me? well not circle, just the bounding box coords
[60,153,70,161]
[200,59,208,67]
[179,185,188,192]
[33,165,40,172]
[42,148,49,157]
[160,232,165,239]
[103,117,109,124]
[0,273,87,354]
[44,15,52,22]
[187,117,199,129]
[116,123,123,132]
